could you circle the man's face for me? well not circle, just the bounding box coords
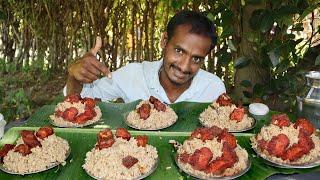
[161,25,212,86]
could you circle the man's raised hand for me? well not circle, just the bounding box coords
[68,36,111,84]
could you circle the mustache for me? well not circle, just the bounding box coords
[171,64,191,75]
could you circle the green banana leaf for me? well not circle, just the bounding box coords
[1,101,319,179]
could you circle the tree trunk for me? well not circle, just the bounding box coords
[233,3,270,101]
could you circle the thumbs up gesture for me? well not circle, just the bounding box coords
[68,36,111,83]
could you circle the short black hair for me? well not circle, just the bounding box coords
[166,10,217,50]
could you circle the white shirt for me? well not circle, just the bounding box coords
[80,60,226,104]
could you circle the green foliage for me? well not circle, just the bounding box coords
[234,56,251,69]
[0,10,5,21]
[316,55,320,66]
[0,87,34,121]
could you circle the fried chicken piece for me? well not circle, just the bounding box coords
[294,118,316,136]
[84,108,96,118]
[154,100,166,112]
[216,93,232,106]
[122,155,139,169]
[189,147,213,171]
[96,138,115,150]
[36,126,54,139]
[257,139,268,151]
[0,144,15,161]
[14,144,31,156]
[221,143,238,165]
[74,113,91,124]
[179,152,191,164]
[190,127,219,141]
[62,107,79,122]
[21,130,41,148]
[20,130,35,137]
[218,130,237,149]
[230,107,245,122]
[136,135,148,147]
[98,129,113,141]
[205,158,230,174]
[82,97,96,109]
[55,110,63,117]
[137,103,151,120]
[298,131,315,153]
[65,94,81,103]
[115,128,131,141]
[205,148,238,175]
[271,114,290,128]
[149,96,157,104]
[281,144,305,161]
[209,126,224,136]
[267,134,289,157]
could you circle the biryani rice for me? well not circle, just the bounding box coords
[3,134,70,174]
[83,137,158,180]
[199,102,254,131]
[50,101,102,127]
[126,101,178,130]
[251,124,320,165]
[177,138,249,177]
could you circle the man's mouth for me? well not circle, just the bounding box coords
[171,65,189,79]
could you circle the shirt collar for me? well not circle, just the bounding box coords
[145,59,209,103]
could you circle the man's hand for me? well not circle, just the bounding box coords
[69,36,111,83]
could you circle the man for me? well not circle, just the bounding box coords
[66,10,226,104]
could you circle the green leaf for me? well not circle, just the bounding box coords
[315,55,320,66]
[267,49,280,67]
[253,83,264,97]
[234,56,251,69]
[299,5,318,20]
[172,0,183,9]
[260,10,274,33]
[221,10,234,27]
[220,26,234,39]
[240,80,252,88]
[227,39,237,51]
[275,59,290,74]
[243,91,253,98]
[206,13,215,21]
[0,10,5,20]
[218,52,232,66]
[2,101,320,179]
[249,9,264,31]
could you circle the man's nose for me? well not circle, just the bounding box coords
[178,56,191,73]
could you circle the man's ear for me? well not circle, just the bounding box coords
[160,32,168,49]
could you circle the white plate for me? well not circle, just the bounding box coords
[85,157,158,179]
[252,146,320,169]
[0,148,71,175]
[175,154,251,179]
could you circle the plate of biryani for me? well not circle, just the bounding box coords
[0,126,70,175]
[199,93,255,132]
[49,94,102,128]
[174,126,250,179]
[83,128,158,179]
[251,113,320,168]
[125,96,178,130]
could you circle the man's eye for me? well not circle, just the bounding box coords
[193,57,203,63]
[175,48,183,54]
